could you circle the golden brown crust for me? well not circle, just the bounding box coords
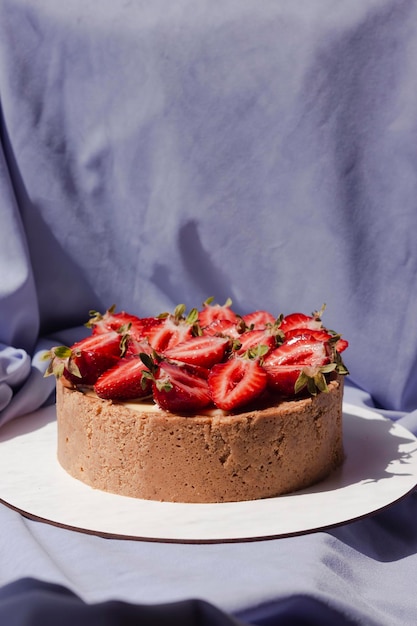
[56,376,344,503]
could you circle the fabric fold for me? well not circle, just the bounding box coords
[0,343,31,412]
[0,578,246,626]
[0,340,55,427]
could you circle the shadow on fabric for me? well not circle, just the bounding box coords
[235,595,358,626]
[0,578,358,626]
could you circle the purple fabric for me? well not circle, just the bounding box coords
[0,579,245,626]
[0,578,358,626]
[1,1,417,625]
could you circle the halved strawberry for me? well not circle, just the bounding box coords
[124,337,154,358]
[94,356,152,401]
[163,335,230,369]
[284,328,331,342]
[284,328,349,354]
[208,356,267,411]
[262,337,330,396]
[70,331,128,385]
[334,337,349,353]
[145,304,197,352]
[201,318,244,339]
[234,329,278,356]
[146,318,192,352]
[43,330,128,386]
[242,310,276,329]
[129,316,165,341]
[198,297,239,328]
[86,305,145,338]
[151,360,212,413]
[280,311,323,334]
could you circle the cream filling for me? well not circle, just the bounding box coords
[81,388,228,417]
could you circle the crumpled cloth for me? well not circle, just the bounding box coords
[0,344,30,410]
[0,329,90,428]
[0,342,55,427]
[0,578,356,626]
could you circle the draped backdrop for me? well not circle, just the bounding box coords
[1,1,417,625]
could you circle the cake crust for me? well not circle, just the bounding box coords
[56,376,344,503]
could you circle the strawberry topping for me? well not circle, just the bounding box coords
[94,356,152,401]
[198,297,239,328]
[280,312,323,334]
[263,337,331,396]
[242,310,276,329]
[145,304,196,352]
[64,330,127,385]
[86,306,146,339]
[234,328,281,356]
[152,361,212,413]
[208,356,267,411]
[163,335,230,369]
[44,300,349,411]
[146,317,192,352]
[201,318,244,339]
[284,328,349,354]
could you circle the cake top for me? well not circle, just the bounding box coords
[44,299,349,413]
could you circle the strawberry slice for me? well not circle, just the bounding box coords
[242,310,276,329]
[234,327,283,356]
[94,356,152,401]
[145,304,197,352]
[198,297,239,328]
[280,312,323,334]
[128,316,164,341]
[284,328,331,342]
[163,335,230,369]
[151,361,212,413]
[146,317,193,352]
[208,356,267,411]
[124,336,154,358]
[86,305,146,338]
[202,318,244,339]
[63,330,127,385]
[284,328,349,354]
[262,337,330,396]
[334,337,349,353]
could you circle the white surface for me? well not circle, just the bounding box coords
[0,403,416,543]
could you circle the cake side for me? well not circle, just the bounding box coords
[56,376,344,503]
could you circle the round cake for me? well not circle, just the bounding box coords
[46,300,349,503]
[56,376,344,503]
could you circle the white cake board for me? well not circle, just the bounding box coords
[1,403,416,543]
